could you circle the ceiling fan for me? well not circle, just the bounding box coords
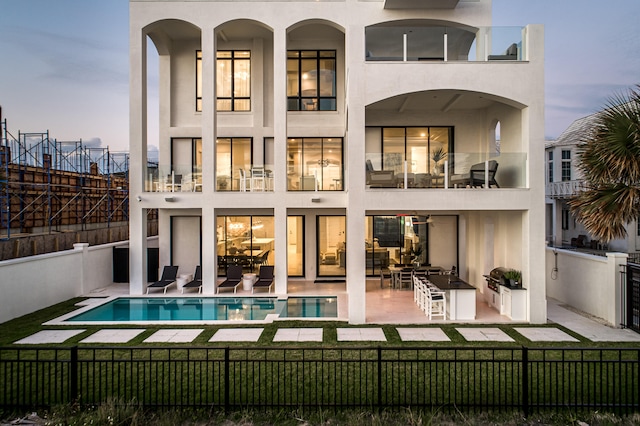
[410,215,434,226]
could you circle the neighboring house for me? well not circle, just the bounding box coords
[545,112,640,254]
[129,0,546,323]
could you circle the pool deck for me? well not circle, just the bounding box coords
[13,279,640,345]
[83,279,512,325]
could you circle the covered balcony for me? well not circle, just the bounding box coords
[217,164,275,192]
[365,151,527,190]
[365,22,526,63]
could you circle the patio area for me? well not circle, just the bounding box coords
[85,278,511,324]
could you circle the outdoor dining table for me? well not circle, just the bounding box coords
[387,265,444,288]
[225,250,264,268]
[427,274,477,320]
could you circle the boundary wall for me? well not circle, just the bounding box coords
[0,237,158,324]
[0,242,126,324]
[545,247,627,326]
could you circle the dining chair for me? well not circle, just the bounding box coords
[251,166,266,191]
[397,269,413,290]
[425,287,446,320]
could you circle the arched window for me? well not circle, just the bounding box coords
[489,120,501,154]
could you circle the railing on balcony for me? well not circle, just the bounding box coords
[146,165,202,192]
[365,25,526,63]
[366,152,527,189]
[546,180,586,199]
[217,165,274,192]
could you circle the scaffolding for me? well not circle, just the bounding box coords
[0,110,132,240]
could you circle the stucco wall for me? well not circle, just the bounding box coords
[0,240,141,325]
[0,249,83,324]
[545,247,626,326]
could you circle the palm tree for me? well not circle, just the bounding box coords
[569,85,640,242]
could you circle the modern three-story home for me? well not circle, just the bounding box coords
[129,0,546,323]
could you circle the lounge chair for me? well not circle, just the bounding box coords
[252,265,274,293]
[450,160,499,188]
[146,265,179,294]
[366,159,397,188]
[181,265,202,294]
[217,264,243,293]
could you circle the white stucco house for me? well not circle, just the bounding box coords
[128,0,546,323]
[545,111,640,255]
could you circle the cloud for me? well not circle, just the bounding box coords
[82,137,104,149]
[147,145,159,164]
[545,82,637,139]
[0,25,128,92]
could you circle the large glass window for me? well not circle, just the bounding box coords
[318,216,346,277]
[373,127,452,188]
[217,50,251,111]
[196,51,203,111]
[195,50,251,112]
[561,150,571,181]
[287,138,343,191]
[365,215,457,277]
[287,50,336,111]
[216,215,274,275]
[169,138,202,192]
[287,216,304,277]
[216,138,252,191]
[547,151,554,183]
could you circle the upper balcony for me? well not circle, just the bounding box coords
[546,180,586,199]
[146,165,202,193]
[366,151,527,190]
[145,164,277,193]
[365,24,526,63]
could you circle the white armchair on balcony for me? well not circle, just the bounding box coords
[239,168,250,192]
[251,166,266,192]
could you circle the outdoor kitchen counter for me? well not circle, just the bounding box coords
[428,274,477,320]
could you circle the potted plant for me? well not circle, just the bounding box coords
[503,269,522,287]
[410,243,424,267]
[431,147,447,176]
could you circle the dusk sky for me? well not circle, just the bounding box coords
[0,0,638,153]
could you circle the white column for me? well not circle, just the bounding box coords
[129,25,148,294]
[346,24,367,324]
[201,27,216,292]
[273,26,289,292]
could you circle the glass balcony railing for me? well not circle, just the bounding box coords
[366,152,527,189]
[217,165,274,192]
[146,165,202,192]
[365,25,526,62]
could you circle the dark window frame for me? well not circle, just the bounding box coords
[287,50,337,111]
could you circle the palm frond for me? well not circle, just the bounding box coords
[571,85,640,242]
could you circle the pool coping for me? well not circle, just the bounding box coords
[43,294,345,326]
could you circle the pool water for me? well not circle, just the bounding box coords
[64,296,338,322]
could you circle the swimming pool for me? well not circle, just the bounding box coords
[48,296,338,325]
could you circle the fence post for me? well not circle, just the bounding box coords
[522,346,529,418]
[377,347,382,412]
[69,346,78,404]
[224,347,230,412]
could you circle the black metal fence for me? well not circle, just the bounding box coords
[622,263,640,332]
[1,346,639,415]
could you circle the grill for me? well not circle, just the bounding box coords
[483,267,510,292]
